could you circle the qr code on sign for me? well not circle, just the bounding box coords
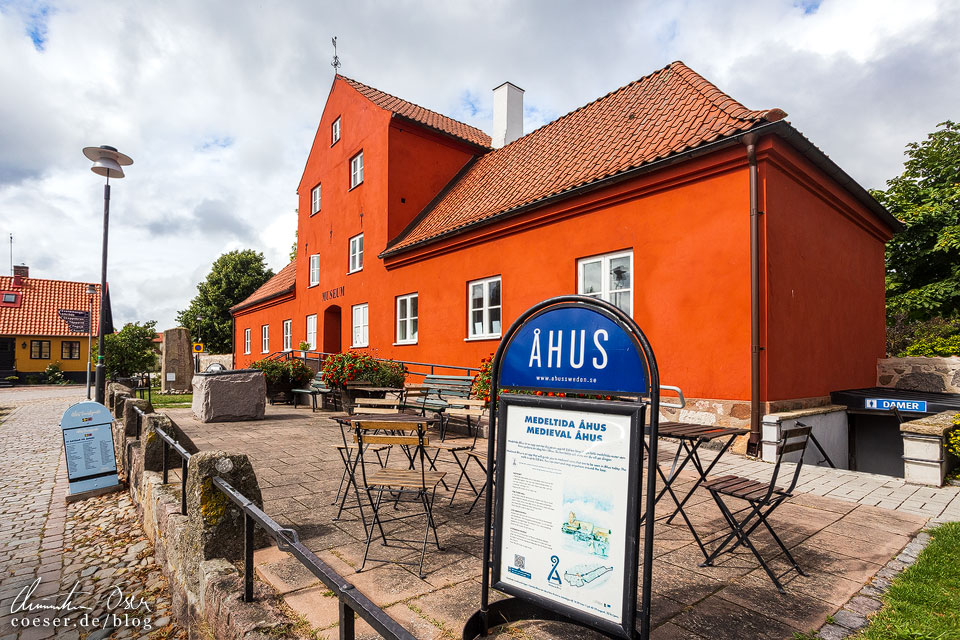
[514,554,525,569]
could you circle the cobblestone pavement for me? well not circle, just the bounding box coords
[0,388,185,640]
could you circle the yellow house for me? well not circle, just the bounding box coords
[0,266,112,384]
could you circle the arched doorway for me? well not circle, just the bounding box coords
[323,305,342,354]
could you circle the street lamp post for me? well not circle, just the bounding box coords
[85,283,96,399]
[195,315,203,373]
[83,145,133,406]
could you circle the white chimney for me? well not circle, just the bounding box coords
[492,81,524,148]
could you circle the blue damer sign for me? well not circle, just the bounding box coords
[499,305,648,395]
[865,398,928,412]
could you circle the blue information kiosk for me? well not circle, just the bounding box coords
[60,401,123,499]
[463,295,660,640]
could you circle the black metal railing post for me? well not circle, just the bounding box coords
[244,513,254,602]
[162,441,169,484]
[339,593,356,639]
[180,457,188,515]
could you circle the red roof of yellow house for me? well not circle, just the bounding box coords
[340,76,492,148]
[0,276,104,336]
[383,61,787,254]
[230,262,296,313]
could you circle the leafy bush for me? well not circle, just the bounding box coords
[250,358,314,387]
[904,335,960,357]
[298,341,311,351]
[949,416,960,462]
[320,352,405,388]
[44,362,65,384]
[92,320,159,379]
[887,313,960,357]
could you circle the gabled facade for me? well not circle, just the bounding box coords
[0,267,111,383]
[232,61,899,436]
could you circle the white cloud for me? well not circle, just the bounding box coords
[1,0,957,330]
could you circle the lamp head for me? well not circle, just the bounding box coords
[83,145,133,179]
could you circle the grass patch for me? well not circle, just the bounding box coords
[856,522,960,639]
[150,393,193,409]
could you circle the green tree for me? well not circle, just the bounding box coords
[290,228,298,261]
[92,321,158,379]
[176,250,274,353]
[875,121,960,320]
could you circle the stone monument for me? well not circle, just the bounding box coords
[161,327,193,393]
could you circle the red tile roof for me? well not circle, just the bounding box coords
[230,261,296,313]
[0,276,103,337]
[383,61,787,254]
[340,76,492,149]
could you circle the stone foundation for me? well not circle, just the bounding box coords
[878,356,960,393]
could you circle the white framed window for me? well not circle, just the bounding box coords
[311,184,321,215]
[396,293,418,344]
[309,254,320,286]
[261,324,269,353]
[352,303,369,348]
[306,314,317,350]
[349,234,363,273]
[350,151,364,188]
[468,276,501,339]
[332,117,341,145]
[244,328,251,354]
[283,319,292,351]
[578,250,633,316]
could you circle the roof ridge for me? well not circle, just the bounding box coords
[338,75,491,147]
[491,62,677,153]
[668,61,786,123]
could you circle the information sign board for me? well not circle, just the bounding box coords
[58,309,91,333]
[59,401,121,495]
[494,396,641,631]
[463,296,659,640]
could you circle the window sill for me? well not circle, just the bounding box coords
[348,182,363,192]
[464,335,501,342]
[393,341,417,346]
[307,283,318,288]
[350,344,369,349]
[347,269,362,275]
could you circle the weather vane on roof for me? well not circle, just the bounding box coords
[331,36,341,74]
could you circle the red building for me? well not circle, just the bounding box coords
[231,61,899,442]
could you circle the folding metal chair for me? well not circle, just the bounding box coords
[423,403,487,505]
[700,422,812,593]
[354,420,446,578]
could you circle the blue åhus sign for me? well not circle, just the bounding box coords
[499,305,648,395]
[60,401,121,496]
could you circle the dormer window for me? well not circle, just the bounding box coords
[332,117,341,145]
[311,183,321,215]
[350,151,364,189]
[0,292,18,307]
[2,293,16,303]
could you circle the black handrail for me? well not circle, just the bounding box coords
[128,407,419,638]
[212,477,416,640]
[281,350,480,379]
[156,427,191,515]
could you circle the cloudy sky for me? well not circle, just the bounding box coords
[1,0,958,329]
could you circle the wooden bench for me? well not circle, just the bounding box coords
[292,373,339,412]
[404,375,476,439]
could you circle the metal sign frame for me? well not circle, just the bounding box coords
[464,295,660,640]
[60,401,121,495]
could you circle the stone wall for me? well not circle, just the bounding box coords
[877,357,960,393]
[116,405,293,639]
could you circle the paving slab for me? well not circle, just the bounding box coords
[170,404,941,640]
